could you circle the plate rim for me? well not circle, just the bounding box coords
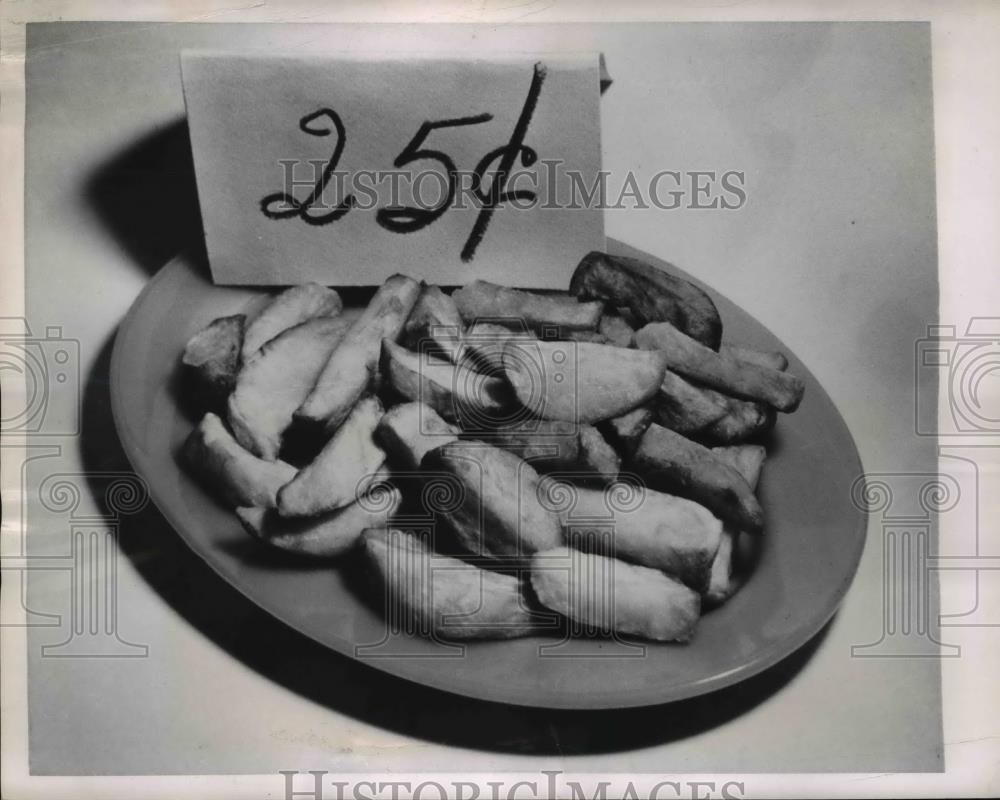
[109,241,868,710]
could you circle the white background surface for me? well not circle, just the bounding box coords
[2,3,998,796]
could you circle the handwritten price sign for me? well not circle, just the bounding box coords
[182,53,606,286]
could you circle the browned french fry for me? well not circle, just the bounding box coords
[458,321,537,374]
[241,283,342,360]
[420,441,563,559]
[297,274,421,432]
[560,483,722,591]
[721,343,789,372]
[475,420,582,471]
[577,425,621,480]
[228,316,352,460]
[502,340,668,424]
[380,339,513,426]
[635,322,804,412]
[697,389,776,445]
[712,444,767,488]
[601,406,654,458]
[630,423,763,533]
[598,312,635,347]
[705,445,767,605]
[531,547,701,642]
[562,330,609,344]
[374,402,460,471]
[570,251,722,349]
[362,528,538,639]
[238,483,400,559]
[654,369,730,434]
[453,280,603,332]
[278,396,386,517]
[183,412,297,509]
[181,314,245,411]
[402,285,464,363]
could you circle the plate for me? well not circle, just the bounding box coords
[110,240,866,709]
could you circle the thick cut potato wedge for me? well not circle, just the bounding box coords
[476,419,581,471]
[530,547,701,642]
[563,330,609,344]
[375,402,460,471]
[362,528,537,639]
[577,426,621,479]
[241,283,342,359]
[721,343,789,372]
[698,392,776,445]
[502,340,668,424]
[561,484,722,590]
[705,445,767,605]
[420,442,563,559]
[601,406,654,459]
[570,251,722,349]
[183,412,297,508]
[402,285,464,363]
[630,423,764,533]
[635,322,804,412]
[228,316,352,460]
[380,339,512,426]
[297,274,421,432]
[458,321,537,374]
[654,369,730,435]
[277,396,386,517]
[598,312,635,347]
[238,485,400,559]
[181,314,245,411]
[453,280,603,333]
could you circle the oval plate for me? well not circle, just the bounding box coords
[110,240,866,710]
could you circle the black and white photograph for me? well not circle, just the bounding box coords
[1,2,998,798]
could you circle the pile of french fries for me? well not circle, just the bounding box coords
[180,251,804,642]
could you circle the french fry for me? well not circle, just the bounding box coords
[420,441,563,559]
[402,285,464,363]
[560,484,722,591]
[228,316,352,460]
[577,425,621,480]
[362,528,538,639]
[502,340,668,424]
[238,483,400,559]
[705,445,767,605]
[653,369,729,435]
[183,412,297,509]
[476,420,582,471]
[601,406,654,459]
[630,422,764,533]
[635,322,804,412]
[569,251,722,349]
[297,274,421,432]
[697,393,776,445]
[380,339,513,426]
[453,280,603,332]
[181,314,245,411]
[374,402,460,471]
[458,321,536,374]
[721,343,789,372]
[598,311,635,347]
[530,547,701,642]
[241,283,342,360]
[277,396,386,517]
[562,330,610,344]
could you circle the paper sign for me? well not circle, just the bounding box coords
[181,52,606,287]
